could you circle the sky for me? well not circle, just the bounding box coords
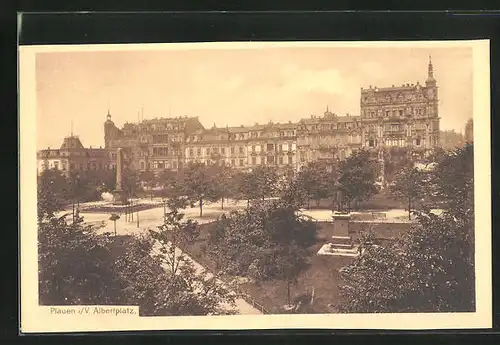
[36,45,473,150]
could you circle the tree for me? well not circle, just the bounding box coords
[115,201,236,316]
[338,150,380,211]
[429,143,474,220]
[338,144,475,313]
[157,169,181,198]
[178,162,220,217]
[38,203,124,305]
[139,170,156,199]
[207,199,317,308]
[37,168,70,221]
[122,166,140,198]
[250,165,279,201]
[389,165,428,220]
[211,164,234,210]
[296,161,338,209]
[234,170,260,208]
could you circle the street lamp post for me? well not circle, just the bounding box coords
[163,199,166,222]
[136,205,139,228]
[109,213,120,236]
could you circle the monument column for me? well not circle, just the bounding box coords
[113,148,128,205]
[116,148,123,190]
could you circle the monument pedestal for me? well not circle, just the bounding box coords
[317,212,359,257]
[112,189,128,205]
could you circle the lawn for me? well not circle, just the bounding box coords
[108,218,411,314]
[181,221,412,314]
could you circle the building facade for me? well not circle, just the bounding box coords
[297,109,363,169]
[184,122,298,171]
[359,56,440,162]
[38,58,441,177]
[37,135,111,176]
[104,112,205,174]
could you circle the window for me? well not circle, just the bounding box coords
[221,147,225,154]
[213,147,219,154]
[87,163,91,170]
[70,163,75,170]
[173,161,178,169]
[158,162,164,169]
[231,159,235,166]
[267,144,274,152]
[206,148,210,155]
[369,139,375,147]
[197,148,201,155]
[239,159,244,166]
[252,145,255,152]
[279,156,284,165]
[79,164,84,171]
[252,157,257,165]
[399,110,403,116]
[231,147,235,154]
[416,138,421,146]
[239,146,244,154]
[141,162,145,169]
[189,148,193,156]
[385,110,390,117]
[287,155,292,165]
[267,156,275,164]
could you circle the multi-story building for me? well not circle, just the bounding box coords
[104,112,205,173]
[37,135,111,176]
[37,57,440,178]
[359,56,440,162]
[297,109,363,169]
[184,121,298,171]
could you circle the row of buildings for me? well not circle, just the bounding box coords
[38,57,458,177]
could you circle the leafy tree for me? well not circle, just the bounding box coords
[178,162,220,217]
[250,165,279,201]
[39,214,125,305]
[234,170,260,207]
[149,204,200,276]
[157,169,181,198]
[122,165,140,198]
[429,143,474,220]
[115,201,236,316]
[389,166,428,220]
[212,164,234,210]
[338,144,475,313]
[139,170,156,199]
[37,169,70,221]
[207,199,317,308]
[338,150,380,211]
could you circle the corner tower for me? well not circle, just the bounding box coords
[104,110,119,148]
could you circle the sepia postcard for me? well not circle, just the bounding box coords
[19,40,491,333]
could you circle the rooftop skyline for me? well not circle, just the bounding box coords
[36,45,473,150]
